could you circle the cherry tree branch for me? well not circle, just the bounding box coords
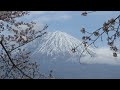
[77,14,120,64]
[0,40,32,79]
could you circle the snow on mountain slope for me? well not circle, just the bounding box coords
[29,31,93,57]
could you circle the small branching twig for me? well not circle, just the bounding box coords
[81,11,96,16]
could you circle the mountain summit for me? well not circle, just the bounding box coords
[32,31,86,55]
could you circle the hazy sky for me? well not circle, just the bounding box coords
[18,11,120,47]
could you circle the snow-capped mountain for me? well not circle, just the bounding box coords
[33,31,83,55]
[23,31,94,62]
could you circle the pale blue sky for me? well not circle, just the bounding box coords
[17,11,120,47]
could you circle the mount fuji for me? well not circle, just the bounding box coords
[25,31,94,63]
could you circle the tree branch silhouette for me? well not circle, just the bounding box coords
[73,13,120,64]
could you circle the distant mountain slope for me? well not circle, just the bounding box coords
[33,31,84,55]
[23,31,94,61]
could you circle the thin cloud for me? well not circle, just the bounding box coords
[30,11,72,23]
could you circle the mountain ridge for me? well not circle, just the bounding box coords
[31,31,93,56]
